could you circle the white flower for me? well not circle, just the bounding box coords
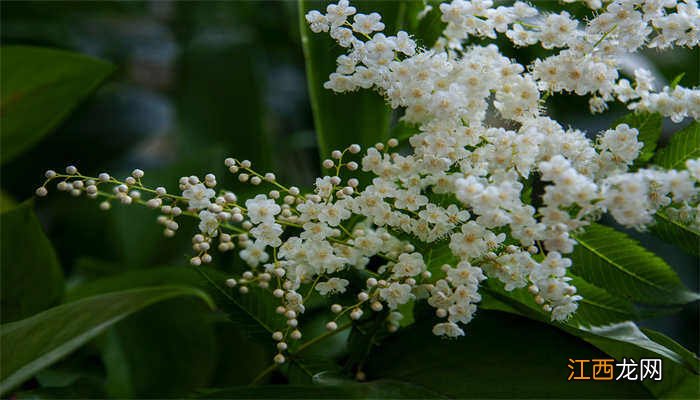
[246,194,281,225]
[250,222,283,248]
[432,322,465,337]
[352,12,384,35]
[198,210,219,236]
[316,278,350,295]
[305,10,329,33]
[239,240,269,267]
[183,183,215,210]
[379,282,414,309]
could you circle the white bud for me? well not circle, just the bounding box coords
[190,257,202,266]
[346,161,358,171]
[366,278,378,287]
[387,138,399,147]
[371,301,383,312]
[290,330,302,340]
[331,304,342,313]
[357,292,369,302]
[331,150,342,159]
[99,201,111,211]
[239,286,249,294]
[348,178,359,187]
[125,177,136,186]
[350,308,363,320]
[288,187,300,196]
[264,173,276,182]
[250,176,262,185]
[224,158,235,167]
[325,321,338,331]
[276,342,288,351]
[201,254,212,263]
[349,144,361,154]
[225,278,237,288]
[163,228,175,237]
[66,165,78,175]
[238,173,249,182]
[322,159,335,169]
[272,331,284,341]
[35,187,48,197]
[273,289,285,298]
[436,308,447,318]
[240,160,252,168]
[131,169,144,179]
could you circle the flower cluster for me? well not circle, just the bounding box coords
[38,1,700,364]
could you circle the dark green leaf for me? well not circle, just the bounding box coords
[1,200,64,323]
[568,275,639,327]
[365,310,649,398]
[0,286,213,395]
[67,265,285,343]
[654,121,700,170]
[612,112,662,164]
[571,223,698,305]
[99,299,217,398]
[0,46,113,163]
[651,210,700,257]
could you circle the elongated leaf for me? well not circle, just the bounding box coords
[482,284,699,399]
[299,1,415,158]
[1,200,64,323]
[577,323,700,399]
[0,286,213,395]
[654,121,700,169]
[100,299,217,398]
[365,310,649,398]
[67,265,284,343]
[568,276,639,327]
[0,46,113,163]
[571,223,698,305]
[651,211,700,257]
[612,112,662,164]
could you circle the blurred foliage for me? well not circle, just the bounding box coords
[0,1,698,399]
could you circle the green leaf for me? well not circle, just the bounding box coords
[570,223,698,305]
[654,121,700,169]
[576,323,700,399]
[482,284,699,399]
[612,112,662,164]
[365,310,649,398]
[669,72,685,89]
[0,286,213,395]
[1,200,64,323]
[651,210,700,257]
[99,299,217,398]
[568,275,639,327]
[67,265,285,343]
[299,1,413,158]
[0,46,113,163]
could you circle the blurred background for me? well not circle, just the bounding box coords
[0,1,698,397]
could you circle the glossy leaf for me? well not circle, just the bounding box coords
[0,46,113,163]
[571,223,698,305]
[0,286,213,395]
[365,310,649,398]
[1,200,64,323]
[651,210,700,257]
[654,121,700,170]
